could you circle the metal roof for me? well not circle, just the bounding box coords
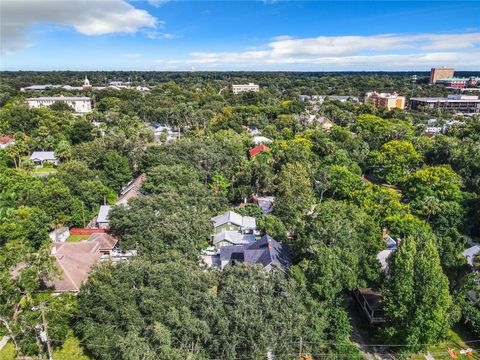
[26,97,91,101]
[97,205,112,224]
[29,151,57,161]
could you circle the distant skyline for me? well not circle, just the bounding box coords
[1,0,480,71]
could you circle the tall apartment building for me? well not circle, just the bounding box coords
[26,96,92,113]
[429,67,455,84]
[232,83,259,94]
[364,92,406,110]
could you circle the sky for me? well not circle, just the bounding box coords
[1,0,480,71]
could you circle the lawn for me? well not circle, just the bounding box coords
[66,234,90,242]
[34,167,58,176]
[410,325,480,360]
[0,332,90,360]
[0,342,16,360]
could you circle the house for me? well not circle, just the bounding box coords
[212,231,256,247]
[354,288,386,324]
[29,151,59,167]
[211,210,256,235]
[116,174,145,206]
[376,229,399,272]
[46,241,103,292]
[232,83,259,94]
[248,194,275,214]
[48,227,70,242]
[252,136,272,145]
[210,210,258,247]
[219,235,291,272]
[462,244,480,269]
[87,233,118,256]
[317,116,334,130]
[422,127,443,137]
[210,210,259,247]
[249,144,271,158]
[150,125,181,143]
[299,95,359,103]
[96,205,112,229]
[44,233,119,292]
[0,136,15,149]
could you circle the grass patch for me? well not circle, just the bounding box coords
[53,331,90,360]
[34,167,58,176]
[0,332,91,360]
[66,234,90,242]
[0,341,16,360]
[410,325,480,359]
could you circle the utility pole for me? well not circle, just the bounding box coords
[81,201,86,228]
[298,337,303,358]
[40,304,53,360]
[409,74,417,110]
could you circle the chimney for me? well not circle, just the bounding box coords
[382,228,387,237]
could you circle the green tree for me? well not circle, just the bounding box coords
[383,234,453,350]
[273,163,314,230]
[368,140,422,183]
[55,140,72,161]
[101,151,132,191]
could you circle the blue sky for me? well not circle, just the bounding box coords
[1,1,479,71]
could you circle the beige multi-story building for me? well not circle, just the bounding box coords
[26,96,92,113]
[364,92,406,110]
[429,67,455,84]
[232,83,259,94]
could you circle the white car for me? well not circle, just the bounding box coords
[201,246,218,256]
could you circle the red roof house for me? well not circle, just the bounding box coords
[249,144,271,158]
[0,136,15,149]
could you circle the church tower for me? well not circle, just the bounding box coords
[83,75,92,91]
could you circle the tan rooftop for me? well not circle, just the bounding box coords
[47,234,118,292]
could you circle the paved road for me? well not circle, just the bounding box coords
[0,336,10,351]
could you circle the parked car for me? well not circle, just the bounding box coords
[201,246,218,256]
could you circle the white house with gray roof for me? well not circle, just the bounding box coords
[210,210,258,248]
[29,151,59,167]
[462,244,480,268]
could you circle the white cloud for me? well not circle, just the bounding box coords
[122,53,141,58]
[146,31,178,40]
[178,32,480,69]
[148,0,170,7]
[0,0,157,55]
[154,59,183,64]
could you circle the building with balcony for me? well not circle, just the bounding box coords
[364,92,406,110]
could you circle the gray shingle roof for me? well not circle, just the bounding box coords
[212,231,256,245]
[220,235,291,272]
[97,205,112,224]
[462,244,480,266]
[29,151,57,161]
[210,211,256,229]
